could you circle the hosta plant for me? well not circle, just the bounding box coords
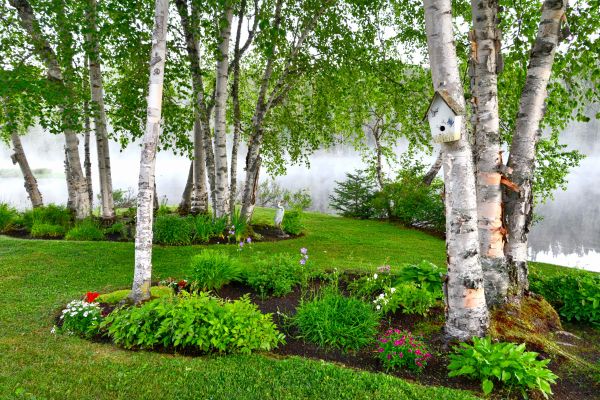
[447,337,558,398]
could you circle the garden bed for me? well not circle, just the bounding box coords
[55,277,600,400]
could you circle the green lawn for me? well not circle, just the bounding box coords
[0,209,568,399]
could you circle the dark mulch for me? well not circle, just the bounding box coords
[56,281,600,399]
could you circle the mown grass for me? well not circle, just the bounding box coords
[0,208,580,399]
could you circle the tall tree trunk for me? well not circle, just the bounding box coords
[10,130,43,207]
[423,150,443,186]
[373,127,385,190]
[175,0,210,215]
[84,101,93,209]
[213,7,233,218]
[130,0,169,304]
[9,0,91,220]
[86,0,115,221]
[504,0,567,300]
[470,0,508,306]
[423,0,489,340]
[178,160,193,214]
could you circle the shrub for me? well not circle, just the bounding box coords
[21,204,71,230]
[282,210,304,235]
[65,219,104,241]
[189,250,241,291]
[109,188,137,209]
[377,170,445,232]
[30,223,65,238]
[448,337,558,398]
[377,329,432,372]
[0,203,18,232]
[193,214,220,243]
[244,253,306,297]
[96,286,173,304]
[153,215,194,245]
[293,288,379,352]
[101,293,285,354]
[58,299,102,337]
[373,283,438,316]
[103,222,127,238]
[256,180,312,210]
[530,270,600,325]
[348,271,394,299]
[395,261,444,295]
[329,170,378,218]
[229,208,248,242]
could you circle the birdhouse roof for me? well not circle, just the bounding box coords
[422,90,465,121]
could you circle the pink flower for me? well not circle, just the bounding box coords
[394,340,402,346]
[380,338,388,343]
[398,352,404,358]
[387,354,392,360]
[415,349,422,355]
[377,347,384,353]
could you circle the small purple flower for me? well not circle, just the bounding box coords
[303,254,308,259]
[246,237,252,243]
[299,258,306,265]
[300,247,308,255]
[239,241,244,248]
[377,347,384,353]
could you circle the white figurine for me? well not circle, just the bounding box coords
[274,201,285,228]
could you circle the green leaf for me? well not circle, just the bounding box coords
[482,379,494,395]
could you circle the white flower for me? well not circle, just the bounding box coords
[376,305,381,310]
[83,312,89,317]
[390,287,396,293]
[70,313,77,317]
[50,326,56,334]
[373,274,378,280]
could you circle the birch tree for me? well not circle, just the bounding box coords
[84,0,115,221]
[130,0,170,304]
[423,0,489,339]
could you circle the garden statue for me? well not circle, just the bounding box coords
[274,201,288,237]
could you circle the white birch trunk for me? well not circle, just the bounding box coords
[504,0,567,299]
[83,104,93,208]
[130,0,169,304]
[9,0,91,220]
[178,160,194,213]
[470,0,508,306]
[213,7,233,218]
[10,130,43,207]
[422,150,443,186]
[86,0,115,221]
[423,0,489,339]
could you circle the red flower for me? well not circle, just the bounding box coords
[177,280,187,288]
[85,291,100,303]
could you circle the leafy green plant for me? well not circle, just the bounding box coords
[395,261,444,296]
[229,208,248,242]
[189,250,241,291]
[329,170,378,219]
[21,204,71,230]
[447,337,558,398]
[377,329,432,372]
[65,219,104,241]
[153,215,194,245]
[530,270,600,325]
[57,299,102,338]
[347,271,394,299]
[282,209,304,235]
[95,286,173,304]
[109,187,136,209]
[0,203,18,232]
[30,223,65,238]
[244,253,306,297]
[101,292,285,354]
[373,284,438,316]
[293,288,379,352]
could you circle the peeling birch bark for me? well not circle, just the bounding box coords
[10,130,43,207]
[504,0,567,299]
[213,7,233,218]
[470,0,508,306]
[130,0,169,304]
[86,0,115,221]
[423,0,489,340]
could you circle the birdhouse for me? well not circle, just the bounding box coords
[424,91,464,143]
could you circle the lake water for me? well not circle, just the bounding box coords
[1,119,599,273]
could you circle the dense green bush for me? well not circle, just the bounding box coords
[329,170,378,219]
[65,219,104,241]
[530,270,600,325]
[373,284,438,316]
[193,214,222,243]
[0,203,18,232]
[244,253,306,297]
[189,250,241,291]
[30,223,65,238]
[395,261,444,295]
[448,337,557,398]
[21,204,71,230]
[282,210,304,235]
[153,215,194,245]
[101,293,284,354]
[376,169,445,232]
[293,288,379,352]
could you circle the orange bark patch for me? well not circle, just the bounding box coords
[464,288,485,309]
[500,176,520,192]
[478,172,501,185]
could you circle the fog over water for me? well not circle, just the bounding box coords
[1,117,599,272]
